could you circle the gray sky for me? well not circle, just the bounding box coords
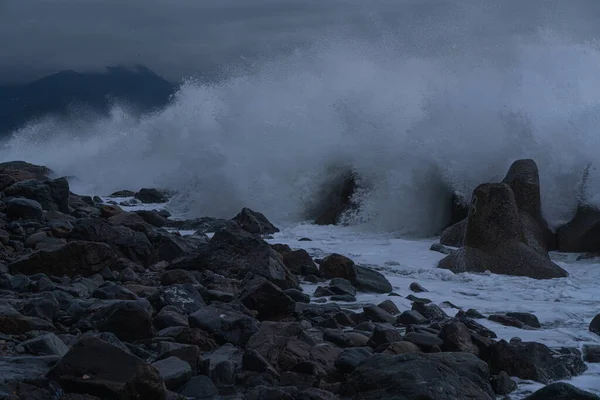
[1,0,600,84]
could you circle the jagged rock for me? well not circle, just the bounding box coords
[152,356,192,390]
[6,198,43,220]
[149,284,206,315]
[232,208,279,235]
[489,340,581,384]
[9,241,118,277]
[490,371,517,395]
[438,183,568,279]
[523,382,600,400]
[135,188,168,204]
[17,333,68,357]
[0,302,55,334]
[237,277,296,321]
[283,249,319,276]
[346,353,495,400]
[71,219,157,266]
[189,306,259,347]
[47,337,166,399]
[318,254,391,293]
[169,225,298,290]
[439,321,479,355]
[0,161,51,181]
[151,231,206,263]
[4,177,69,213]
[88,301,153,341]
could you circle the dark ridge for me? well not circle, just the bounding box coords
[0,65,177,135]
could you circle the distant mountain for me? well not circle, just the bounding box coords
[0,65,177,135]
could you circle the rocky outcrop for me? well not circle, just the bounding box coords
[318,253,393,293]
[438,183,568,279]
[314,171,358,226]
[232,207,279,235]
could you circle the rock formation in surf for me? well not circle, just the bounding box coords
[438,182,568,279]
[440,158,556,252]
[314,170,358,225]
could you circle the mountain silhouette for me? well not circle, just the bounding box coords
[0,65,176,135]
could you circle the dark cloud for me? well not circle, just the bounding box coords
[1,0,600,83]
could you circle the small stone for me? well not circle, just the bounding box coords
[285,288,310,303]
[363,305,396,324]
[409,282,428,293]
[377,300,400,315]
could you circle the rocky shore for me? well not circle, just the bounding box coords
[0,160,599,399]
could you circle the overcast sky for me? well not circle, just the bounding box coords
[1,0,600,84]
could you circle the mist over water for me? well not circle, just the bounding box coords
[3,14,600,236]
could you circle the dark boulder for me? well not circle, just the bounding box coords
[71,219,157,266]
[89,301,154,341]
[170,225,298,290]
[438,183,568,279]
[232,207,279,235]
[283,249,318,276]
[0,302,55,334]
[558,206,600,253]
[4,177,69,213]
[46,337,166,399]
[0,161,51,181]
[135,210,168,227]
[135,188,168,204]
[237,277,296,321]
[151,356,192,390]
[319,254,392,293]
[489,340,581,384]
[523,382,600,400]
[151,231,205,263]
[6,198,43,220]
[9,241,118,277]
[314,171,357,226]
[189,306,259,347]
[149,284,206,315]
[439,219,467,247]
[345,352,495,400]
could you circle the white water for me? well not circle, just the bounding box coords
[4,30,600,236]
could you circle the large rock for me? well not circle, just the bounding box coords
[557,205,600,253]
[47,337,166,399]
[88,301,154,341]
[6,198,43,220]
[149,284,206,315]
[8,241,118,277]
[438,183,568,279]
[189,306,259,347]
[0,302,55,334]
[314,171,357,225]
[489,340,582,384]
[150,231,206,262]
[71,219,157,266]
[232,207,279,235]
[237,277,296,321]
[17,333,68,356]
[345,353,494,400]
[169,225,298,290]
[0,161,51,181]
[4,177,69,213]
[319,254,392,293]
[523,382,600,400]
[440,159,556,251]
[135,188,168,204]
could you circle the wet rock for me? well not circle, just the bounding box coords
[318,255,392,293]
[346,352,494,400]
[8,241,118,277]
[245,385,296,400]
[179,376,219,399]
[232,207,279,235]
[110,190,136,198]
[283,249,318,276]
[189,306,259,347]
[71,219,157,266]
[160,270,197,286]
[150,284,206,315]
[152,231,206,263]
[152,356,192,390]
[6,198,43,220]
[438,183,567,279]
[367,325,402,349]
[439,321,479,355]
[135,188,168,204]
[583,344,600,363]
[314,170,357,226]
[409,282,428,293]
[158,327,217,351]
[5,178,69,213]
[552,347,587,377]
[412,302,448,321]
[329,278,356,297]
[295,388,340,400]
[89,301,153,341]
[17,333,68,357]
[430,242,454,255]
[0,303,55,334]
[464,309,485,319]
[376,300,400,315]
[92,281,138,300]
[589,313,600,335]
[396,310,426,326]
[157,344,201,374]
[490,371,517,395]
[488,314,525,329]
[47,337,166,399]
[135,210,168,227]
[363,305,395,324]
[237,277,296,321]
[439,219,467,247]
[489,340,577,384]
[242,348,278,375]
[0,355,59,386]
[403,332,444,349]
[170,225,298,290]
[100,204,123,218]
[330,294,356,302]
[523,382,600,400]
[505,312,541,328]
[314,286,335,298]
[381,341,421,355]
[334,347,373,373]
[285,289,310,303]
[154,306,189,330]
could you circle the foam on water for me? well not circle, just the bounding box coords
[269,222,600,399]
